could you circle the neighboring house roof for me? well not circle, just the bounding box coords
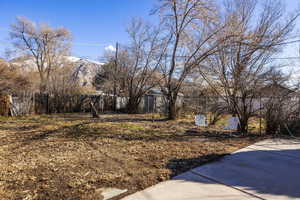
[259,83,295,97]
[146,88,184,97]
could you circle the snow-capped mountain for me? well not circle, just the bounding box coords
[10,56,104,86]
[65,56,104,86]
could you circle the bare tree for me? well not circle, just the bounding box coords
[94,43,132,112]
[155,0,225,119]
[121,19,168,113]
[48,60,82,96]
[94,19,167,113]
[10,17,71,92]
[93,53,126,110]
[46,60,84,113]
[200,0,299,133]
[93,61,116,93]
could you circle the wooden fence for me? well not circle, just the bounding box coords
[1,93,121,116]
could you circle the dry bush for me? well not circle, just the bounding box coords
[262,83,299,135]
[0,60,31,116]
[46,61,86,113]
[0,60,30,95]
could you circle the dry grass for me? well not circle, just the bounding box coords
[0,113,264,200]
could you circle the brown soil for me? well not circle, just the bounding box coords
[0,113,265,200]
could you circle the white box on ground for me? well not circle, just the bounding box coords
[195,115,207,127]
[223,117,239,130]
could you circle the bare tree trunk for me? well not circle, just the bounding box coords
[168,95,177,120]
[238,116,248,134]
[265,120,279,135]
[90,98,99,118]
[0,94,10,116]
[39,74,48,93]
[113,82,117,112]
[126,97,140,114]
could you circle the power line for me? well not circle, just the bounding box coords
[270,57,300,60]
[278,39,300,45]
[72,42,110,47]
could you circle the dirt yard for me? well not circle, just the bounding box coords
[0,113,264,200]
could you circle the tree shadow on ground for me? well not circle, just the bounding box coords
[167,148,300,199]
[99,117,169,123]
[24,121,93,141]
[21,122,262,145]
[43,113,169,123]
[166,153,228,177]
[0,124,40,132]
[23,123,187,143]
[185,128,262,138]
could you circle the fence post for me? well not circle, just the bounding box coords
[46,93,49,114]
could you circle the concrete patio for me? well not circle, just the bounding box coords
[122,139,300,200]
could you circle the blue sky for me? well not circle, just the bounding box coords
[0,0,157,60]
[0,0,299,62]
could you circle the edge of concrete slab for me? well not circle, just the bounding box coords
[122,138,300,200]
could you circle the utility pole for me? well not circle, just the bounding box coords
[259,95,262,135]
[115,42,119,64]
[113,42,119,111]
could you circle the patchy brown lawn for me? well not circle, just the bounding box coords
[0,113,265,200]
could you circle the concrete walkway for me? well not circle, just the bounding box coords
[122,139,300,200]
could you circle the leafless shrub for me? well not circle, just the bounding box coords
[260,71,300,135]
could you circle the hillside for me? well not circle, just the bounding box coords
[10,56,104,86]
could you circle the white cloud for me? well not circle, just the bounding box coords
[104,45,116,52]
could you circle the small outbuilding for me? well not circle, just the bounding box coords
[140,89,184,113]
